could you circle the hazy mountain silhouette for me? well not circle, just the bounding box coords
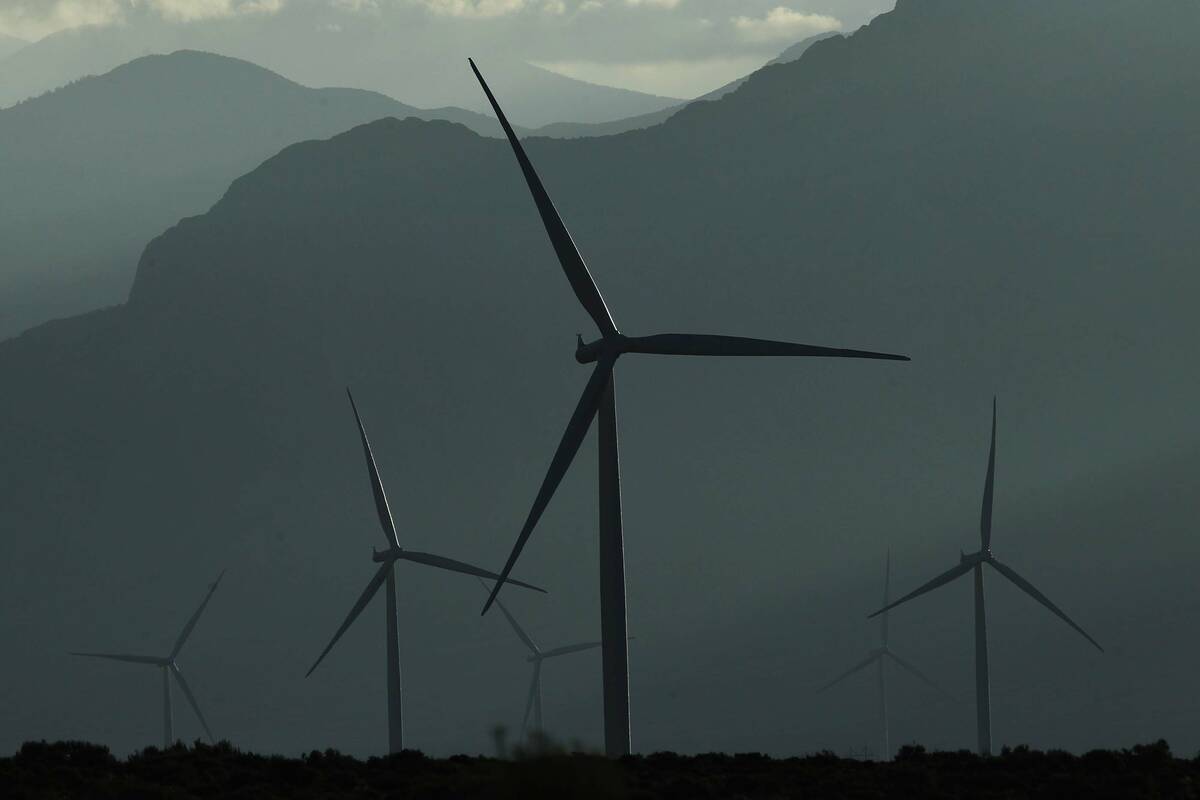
[2,0,1199,760]
[0,18,681,128]
[535,32,840,139]
[0,32,25,61]
[0,50,526,339]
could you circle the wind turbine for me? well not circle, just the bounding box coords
[469,58,910,756]
[71,571,224,748]
[869,399,1102,755]
[305,389,546,755]
[820,551,948,760]
[479,579,601,738]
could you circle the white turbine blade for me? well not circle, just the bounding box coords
[478,579,539,655]
[170,665,215,743]
[885,650,953,699]
[818,652,879,692]
[868,561,972,618]
[171,570,226,659]
[306,562,392,677]
[541,641,602,659]
[70,652,162,665]
[988,557,1103,652]
[981,397,997,550]
[521,661,541,736]
[400,551,545,593]
[347,388,401,550]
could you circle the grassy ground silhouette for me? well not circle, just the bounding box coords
[2,739,1195,798]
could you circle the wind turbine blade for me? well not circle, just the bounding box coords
[478,579,539,654]
[69,652,162,665]
[170,569,226,659]
[399,551,545,593]
[885,650,953,699]
[541,641,603,659]
[347,388,401,550]
[306,562,392,677]
[868,562,972,618]
[988,557,1103,652]
[170,665,215,743]
[981,397,997,550]
[482,358,613,615]
[468,59,618,337]
[627,334,908,361]
[818,653,879,692]
[521,661,541,736]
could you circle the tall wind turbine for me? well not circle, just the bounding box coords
[71,571,224,748]
[306,389,545,755]
[480,580,601,738]
[469,58,910,756]
[869,399,1103,755]
[820,551,947,760]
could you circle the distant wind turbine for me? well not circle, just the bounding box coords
[820,551,948,760]
[868,399,1102,755]
[71,571,225,748]
[479,580,601,739]
[469,57,910,756]
[306,389,546,755]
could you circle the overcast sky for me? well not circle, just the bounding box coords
[0,0,892,97]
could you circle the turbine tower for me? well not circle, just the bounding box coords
[71,571,225,748]
[306,389,545,755]
[480,580,601,739]
[820,551,947,760]
[869,399,1103,755]
[469,58,910,756]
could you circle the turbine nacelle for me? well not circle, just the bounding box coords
[575,334,624,364]
[372,547,400,563]
[960,549,991,567]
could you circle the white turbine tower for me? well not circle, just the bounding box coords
[480,580,601,738]
[305,389,546,754]
[820,552,947,760]
[869,399,1102,755]
[71,571,225,748]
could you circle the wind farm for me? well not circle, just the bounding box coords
[5,0,1200,794]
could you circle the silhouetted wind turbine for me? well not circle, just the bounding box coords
[306,389,546,755]
[469,57,909,756]
[479,579,601,738]
[71,571,224,748]
[868,399,1102,756]
[821,551,947,760]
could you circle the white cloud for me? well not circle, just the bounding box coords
[0,1,122,40]
[534,54,770,99]
[731,6,840,43]
[413,0,526,18]
[135,0,285,22]
[624,0,679,8]
[0,0,285,39]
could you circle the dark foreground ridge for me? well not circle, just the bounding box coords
[2,740,1195,799]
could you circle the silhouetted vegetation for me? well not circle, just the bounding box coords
[2,740,1198,799]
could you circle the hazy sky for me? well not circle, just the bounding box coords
[0,0,891,96]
